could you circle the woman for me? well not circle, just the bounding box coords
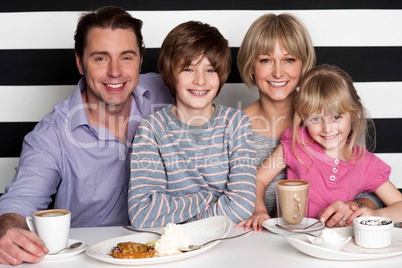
[236,13,379,230]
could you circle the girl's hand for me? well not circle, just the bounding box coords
[235,212,270,231]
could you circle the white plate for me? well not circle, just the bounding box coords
[86,216,232,265]
[43,239,88,260]
[284,227,402,260]
[262,218,325,235]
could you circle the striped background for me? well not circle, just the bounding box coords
[1,1,401,191]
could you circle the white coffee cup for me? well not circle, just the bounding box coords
[26,209,71,254]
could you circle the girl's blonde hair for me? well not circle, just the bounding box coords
[293,64,375,163]
[237,13,316,89]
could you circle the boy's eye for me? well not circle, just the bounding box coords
[207,69,216,73]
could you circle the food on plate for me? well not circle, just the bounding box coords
[155,223,192,256]
[353,216,393,248]
[110,242,156,259]
[307,228,351,251]
[110,223,191,258]
[313,228,345,243]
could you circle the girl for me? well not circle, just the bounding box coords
[128,21,257,228]
[244,64,402,230]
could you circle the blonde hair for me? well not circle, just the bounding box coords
[293,64,375,163]
[237,13,316,89]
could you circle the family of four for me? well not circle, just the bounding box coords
[0,6,401,265]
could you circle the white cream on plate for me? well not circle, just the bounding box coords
[155,223,192,256]
[313,228,344,243]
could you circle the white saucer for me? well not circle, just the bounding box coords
[43,239,88,260]
[262,218,324,236]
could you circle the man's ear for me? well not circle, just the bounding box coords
[75,52,84,75]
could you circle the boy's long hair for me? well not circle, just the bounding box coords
[292,64,375,167]
[158,21,231,98]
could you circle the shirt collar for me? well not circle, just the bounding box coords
[68,77,148,132]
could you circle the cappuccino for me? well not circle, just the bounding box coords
[35,209,69,217]
[276,180,309,225]
[26,209,71,254]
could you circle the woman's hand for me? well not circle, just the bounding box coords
[318,200,371,227]
[235,212,270,231]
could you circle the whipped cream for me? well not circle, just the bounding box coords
[314,228,344,243]
[155,223,192,256]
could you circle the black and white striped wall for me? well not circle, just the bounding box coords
[1,1,401,191]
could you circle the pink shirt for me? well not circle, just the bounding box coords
[281,127,390,219]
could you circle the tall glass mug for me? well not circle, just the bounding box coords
[276,180,310,228]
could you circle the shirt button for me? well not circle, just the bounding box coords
[332,167,338,173]
[330,175,336,181]
[334,159,340,165]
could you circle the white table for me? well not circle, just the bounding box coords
[17,226,402,268]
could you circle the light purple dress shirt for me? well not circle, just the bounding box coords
[0,73,172,227]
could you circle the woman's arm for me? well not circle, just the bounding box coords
[236,144,286,230]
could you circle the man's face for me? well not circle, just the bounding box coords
[76,27,142,109]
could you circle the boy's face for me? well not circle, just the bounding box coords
[174,56,220,118]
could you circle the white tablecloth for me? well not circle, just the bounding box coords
[16,225,402,268]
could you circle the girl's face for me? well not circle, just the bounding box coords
[305,112,352,159]
[174,56,220,116]
[252,40,302,101]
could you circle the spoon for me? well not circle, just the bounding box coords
[178,230,252,252]
[275,224,318,237]
[123,226,162,236]
[48,242,83,255]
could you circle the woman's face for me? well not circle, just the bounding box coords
[252,40,302,102]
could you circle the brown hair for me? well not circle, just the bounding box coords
[293,64,374,163]
[237,13,315,89]
[74,6,144,60]
[158,21,231,97]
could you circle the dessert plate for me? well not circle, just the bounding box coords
[43,239,88,260]
[262,218,324,236]
[284,227,402,260]
[86,216,232,265]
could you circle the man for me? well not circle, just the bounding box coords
[0,6,172,265]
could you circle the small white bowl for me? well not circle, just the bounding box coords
[353,216,393,248]
[307,234,351,251]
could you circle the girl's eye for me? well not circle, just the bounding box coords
[333,115,341,120]
[182,68,192,72]
[207,68,216,73]
[260,59,271,63]
[285,58,296,63]
[311,117,321,122]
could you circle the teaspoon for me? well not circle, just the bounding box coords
[178,230,252,252]
[275,224,318,237]
[48,242,83,255]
